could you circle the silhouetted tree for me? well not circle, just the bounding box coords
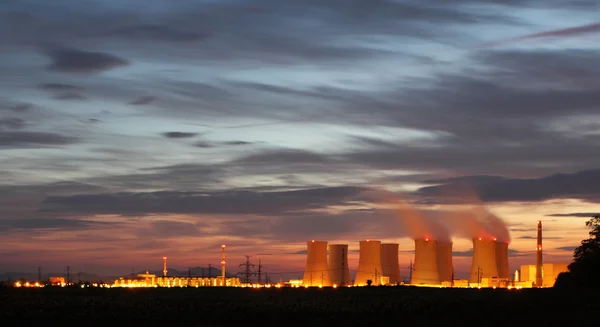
[555,215,600,289]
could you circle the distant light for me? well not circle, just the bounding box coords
[425,238,429,241]
[163,256,167,260]
[478,237,482,241]
[311,240,315,242]
[222,244,226,248]
[493,238,497,241]
[367,239,370,242]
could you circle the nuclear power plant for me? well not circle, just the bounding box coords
[469,238,499,284]
[380,243,401,284]
[411,239,440,285]
[328,244,351,286]
[436,242,454,283]
[354,240,383,286]
[303,240,332,286]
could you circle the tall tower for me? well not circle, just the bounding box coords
[469,238,498,284]
[536,220,543,287]
[303,240,331,286]
[328,244,350,286]
[436,242,453,283]
[221,244,226,278]
[411,239,440,285]
[162,256,168,277]
[380,243,401,284]
[355,240,383,286]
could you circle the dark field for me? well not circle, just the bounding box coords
[1,286,597,326]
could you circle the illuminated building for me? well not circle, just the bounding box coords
[518,263,568,288]
[411,238,440,285]
[469,238,498,284]
[328,244,350,286]
[303,240,331,286]
[380,243,401,284]
[354,240,382,286]
[436,242,453,284]
[495,241,510,279]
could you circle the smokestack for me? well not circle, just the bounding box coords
[495,241,509,279]
[221,244,226,278]
[328,244,350,286]
[162,256,168,277]
[411,239,440,285]
[536,220,543,287]
[303,240,331,286]
[436,242,453,283]
[380,243,401,284]
[355,240,383,286]
[469,238,498,284]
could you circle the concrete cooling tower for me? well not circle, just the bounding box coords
[495,241,510,279]
[436,242,453,283]
[469,238,499,283]
[354,240,382,286]
[303,240,332,286]
[328,244,351,286]
[380,243,401,284]
[411,239,440,285]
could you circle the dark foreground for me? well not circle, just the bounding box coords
[1,286,597,326]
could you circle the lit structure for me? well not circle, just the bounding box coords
[469,238,498,284]
[221,244,226,278]
[113,276,242,287]
[163,256,168,277]
[536,220,543,288]
[436,242,453,283]
[411,239,440,285]
[495,241,510,279]
[328,244,350,286]
[380,243,401,284]
[303,240,331,286]
[354,240,383,286]
[519,263,568,287]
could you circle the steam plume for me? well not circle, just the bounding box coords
[361,189,451,242]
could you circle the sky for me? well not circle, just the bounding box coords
[1,0,600,281]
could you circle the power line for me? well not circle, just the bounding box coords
[237,255,255,284]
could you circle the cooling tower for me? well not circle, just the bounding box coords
[354,240,382,286]
[495,241,510,279]
[328,244,351,286]
[411,239,440,285]
[303,240,332,286]
[380,243,401,284]
[436,242,453,283]
[469,238,499,283]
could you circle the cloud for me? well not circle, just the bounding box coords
[554,246,577,252]
[44,47,129,73]
[0,118,26,130]
[224,141,253,146]
[161,132,198,139]
[0,218,110,231]
[415,169,600,203]
[476,22,600,48]
[545,212,599,217]
[53,92,87,100]
[0,131,78,148]
[41,186,369,216]
[38,83,83,91]
[129,96,158,105]
[452,248,526,257]
[111,24,207,42]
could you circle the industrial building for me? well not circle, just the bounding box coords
[354,240,383,286]
[380,243,401,284]
[469,238,499,284]
[436,242,453,283]
[303,240,332,286]
[113,272,241,287]
[411,239,440,285]
[328,244,351,286]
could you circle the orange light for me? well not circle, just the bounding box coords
[222,244,226,248]
[163,256,167,260]
[493,238,497,241]
[311,240,315,242]
[478,237,482,241]
[367,239,370,242]
[425,238,429,241]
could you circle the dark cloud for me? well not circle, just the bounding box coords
[0,118,25,130]
[41,186,369,216]
[477,22,600,48]
[0,218,110,231]
[44,48,129,73]
[53,92,87,100]
[452,248,526,257]
[223,141,253,146]
[415,169,600,203]
[546,213,599,217]
[0,131,78,148]
[129,96,158,105]
[193,141,214,148]
[38,83,83,91]
[162,132,198,139]
[554,246,577,252]
[111,24,207,42]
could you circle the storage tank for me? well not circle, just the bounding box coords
[328,244,351,286]
[469,238,498,284]
[302,240,331,286]
[354,240,382,286]
[411,238,440,285]
[495,241,510,279]
[380,243,401,284]
[436,242,453,283]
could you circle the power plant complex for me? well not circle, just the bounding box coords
[301,221,567,288]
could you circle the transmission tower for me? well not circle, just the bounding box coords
[257,259,266,285]
[37,266,42,282]
[237,255,255,284]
